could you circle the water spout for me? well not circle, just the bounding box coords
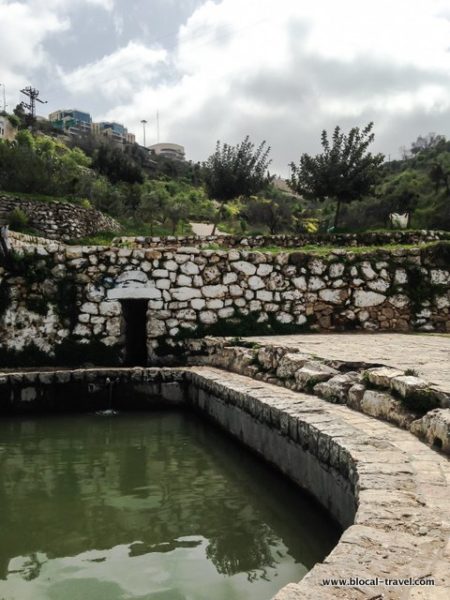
[95,377,119,416]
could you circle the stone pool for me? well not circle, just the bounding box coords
[0,410,340,600]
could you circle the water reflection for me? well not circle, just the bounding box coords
[0,411,340,599]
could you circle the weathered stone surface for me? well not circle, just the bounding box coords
[276,353,309,378]
[202,284,227,299]
[98,301,121,316]
[319,288,346,304]
[410,408,450,452]
[354,290,386,307]
[314,373,359,403]
[171,287,202,301]
[360,389,415,428]
[391,374,428,398]
[2,233,450,358]
[365,366,404,388]
[231,260,257,275]
[295,361,339,390]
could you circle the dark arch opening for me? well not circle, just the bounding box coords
[433,437,443,450]
[121,300,148,366]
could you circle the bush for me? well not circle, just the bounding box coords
[80,198,92,209]
[8,208,29,231]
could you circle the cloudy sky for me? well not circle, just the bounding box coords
[1,0,450,174]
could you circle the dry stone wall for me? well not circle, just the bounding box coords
[0,194,120,240]
[0,241,449,365]
[113,229,450,249]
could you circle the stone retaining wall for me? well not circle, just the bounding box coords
[1,365,449,599]
[190,337,450,454]
[0,194,120,240]
[113,229,450,249]
[0,242,449,364]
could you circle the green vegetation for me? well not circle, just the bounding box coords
[0,338,122,368]
[203,136,272,233]
[204,240,443,256]
[338,134,450,231]
[155,310,311,356]
[0,114,214,237]
[289,123,384,229]
[7,207,29,231]
[2,109,450,239]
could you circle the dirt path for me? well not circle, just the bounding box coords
[189,222,228,236]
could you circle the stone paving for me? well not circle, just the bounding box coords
[247,333,450,393]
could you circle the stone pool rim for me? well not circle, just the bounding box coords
[0,365,449,599]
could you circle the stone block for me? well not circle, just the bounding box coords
[314,373,359,404]
[354,290,386,307]
[276,353,309,379]
[391,375,428,398]
[365,367,404,388]
[360,389,415,428]
[410,408,450,453]
[231,261,257,275]
[295,361,339,391]
[171,287,201,301]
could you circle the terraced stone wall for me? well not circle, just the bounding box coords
[113,229,450,249]
[0,242,449,365]
[0,194,120,240]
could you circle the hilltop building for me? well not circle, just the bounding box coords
[93,121,135,145]
[48,110,136,146]
[148,142,185,161]
[48,109,92,135]
[0,115,17,142]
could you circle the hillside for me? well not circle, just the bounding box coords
[1,121,450,239]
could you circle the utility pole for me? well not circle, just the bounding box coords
[0,84,7,111]
[19,86,47,120]
[156,110,160,143]
[140,119,148,147]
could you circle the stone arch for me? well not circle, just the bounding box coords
[106,270,161,301]
[106,270,162,366]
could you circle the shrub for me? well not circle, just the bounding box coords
[80,198,92,209]
[7,208,29,231]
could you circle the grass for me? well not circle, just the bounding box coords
[203,241,442,255]
[68,220,194,246]
[2,190,87,206]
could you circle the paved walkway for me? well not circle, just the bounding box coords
[189,222,229,236]
[247,333,450,393]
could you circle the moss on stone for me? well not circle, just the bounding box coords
[25,295,49,316]
[420,241,450,268]
[404,266,440,313]
[54,278,78,329]
[0,280,11,317]
[399,388,440,416]
[0,338,122,368]
[154,311,310,356]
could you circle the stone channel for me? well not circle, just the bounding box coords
[0,365,449,599]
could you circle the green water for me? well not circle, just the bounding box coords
[0,411,340,600]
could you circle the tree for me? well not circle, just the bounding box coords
[289,122,385,229]
[241,193,295,234]
[162,193,191,234]
[93,143,144,184]
[429,152,450,195]
[203,136,272,233]
[410,133,446,155]
[377,170,425,226]
[138,188,170,235]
